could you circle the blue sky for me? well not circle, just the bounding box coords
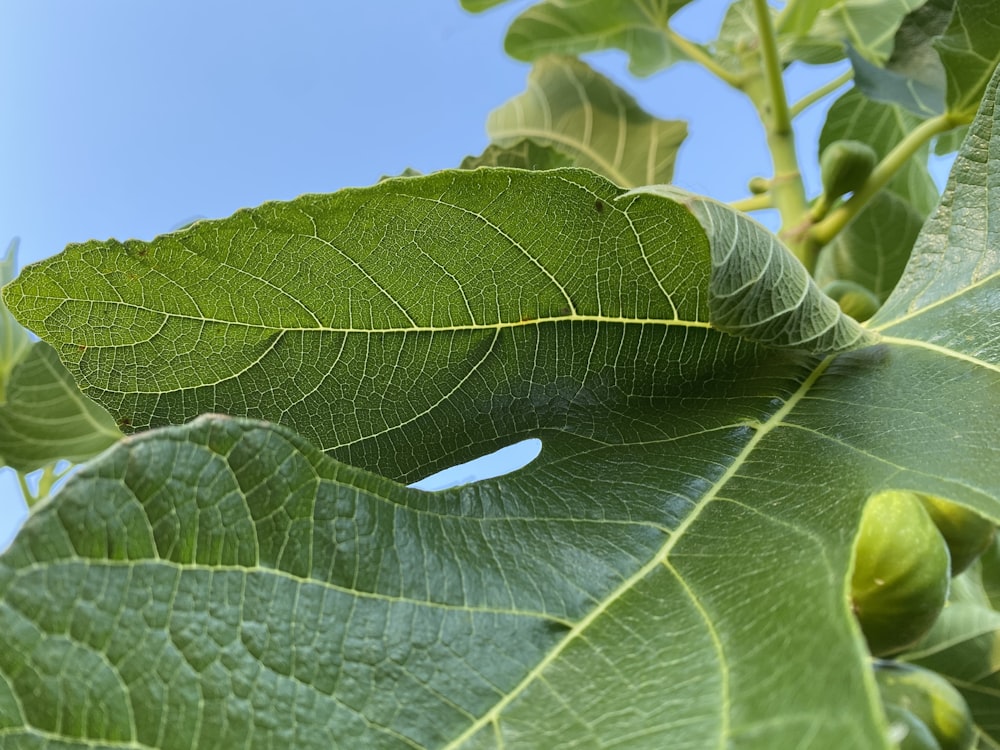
[0,2,949,541]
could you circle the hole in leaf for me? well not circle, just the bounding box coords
[408,438,542,491]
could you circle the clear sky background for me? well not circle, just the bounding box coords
[0,2,950,543]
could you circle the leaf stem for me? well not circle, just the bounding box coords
[789,69,853,118]
[17,471,34,505]
[745,0,811,264]
[666,28,745,88]
[752,0,792,135]
[729,194,773,212]
[808,113,959,250]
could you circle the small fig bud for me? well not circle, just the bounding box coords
[820,139,877,200]
[748,176,770,194]
[917,494,996,575]
[874,661,974,750]
[822,280,881,321]
[850,490,950,656]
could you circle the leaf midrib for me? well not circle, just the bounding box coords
[441,355,839,749]
[48,310,712,336]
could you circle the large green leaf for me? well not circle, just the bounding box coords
[3,61,1000,750]
[486,55,687,188]
[778,0,925,65]
[498,0,694,77]
[4,167,871,460]
[934,0,1000,118]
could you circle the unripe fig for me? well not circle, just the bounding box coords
[874,661,974,750]
[883,703,943,750]
[820,139,877,199]
[822,279,881,321]
[850,490,950,656]
[917,494,996,575]
[748,176,770,194]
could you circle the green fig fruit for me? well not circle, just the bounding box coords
[822,280,881,321]
[820,139,878,200]
[851,490,950,656]
[874,661,974,750]
[917,494,996,575]
[883,703,943,750]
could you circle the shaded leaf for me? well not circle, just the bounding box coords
[820,87,938,215]
[460,139,575,171]
[904,561,1000,744]
[626,185,877,351]
[934,0,1000,117]
[501,0,695,77]
[847,0,953,117]
[778,0,925,65]
[0,342,122,473]
[815,189,926,303]
[487,55,687,187]
[848,44,945,117]
[935,124,968,153]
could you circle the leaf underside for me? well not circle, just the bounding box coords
[2,53,1000,750]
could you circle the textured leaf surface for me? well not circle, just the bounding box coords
[499,0,694,77]
[3,66,1000,750]
[934,0,1000,117]
[624,185,876,351]
[486,56,687,188]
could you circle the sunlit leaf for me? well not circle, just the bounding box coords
[501,0,695,77]
[486,55,687,187]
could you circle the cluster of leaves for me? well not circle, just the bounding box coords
[0,0,998,747]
